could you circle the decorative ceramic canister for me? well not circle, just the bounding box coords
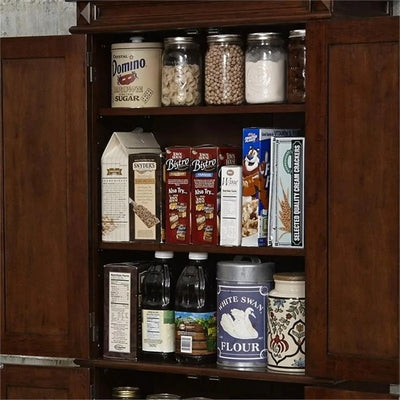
[267,272,305,374]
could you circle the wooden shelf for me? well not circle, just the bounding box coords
[98,104,305,117]
[100,242,304,256]
[74,358,335,385]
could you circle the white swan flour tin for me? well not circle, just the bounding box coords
[111,40,162,108]
[216,257,275,369]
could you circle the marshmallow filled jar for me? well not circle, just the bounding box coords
[245,32,287,104]
[205,34,245,105]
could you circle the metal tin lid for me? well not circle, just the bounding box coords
[289,29,306,38]
[273,272,305,281]
[112,386,142,399]
[247,32,282,42]
[111,42,162,50]
[207,34,242,44]
[217,257,275,282]
[164,36,197,45]
[146,394,182,400]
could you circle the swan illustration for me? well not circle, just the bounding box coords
[220,307,258,339]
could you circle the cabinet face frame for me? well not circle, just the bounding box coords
[305,16,399,383]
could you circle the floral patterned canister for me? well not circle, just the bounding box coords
[267,272,305,374]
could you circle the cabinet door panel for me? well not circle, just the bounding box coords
[0,364,90,399]
[306,17,399,383]
[305,386,396,399]
[0,35,89,358]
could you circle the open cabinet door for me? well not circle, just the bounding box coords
[305,16,399,384]
[0,35,89,359]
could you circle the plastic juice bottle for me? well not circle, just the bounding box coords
[174,252,217,364]
[142,251,176,361]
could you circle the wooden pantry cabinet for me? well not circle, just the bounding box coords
[1,1,398,399]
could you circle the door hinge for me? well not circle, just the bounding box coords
[89,312,98,343]
[90,383,96,399]
[86,51,95,83]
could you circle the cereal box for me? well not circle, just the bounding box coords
[242,128,301,247]
[220,165,242,246]
[269,137,305,248]
[101,130,161,242]
[191,145,240,245]
[165,146,191,244]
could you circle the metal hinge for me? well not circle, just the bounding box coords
[90,384,96,400]
[86,51,95,83]
[390,384,399,396]
[89,312,98,343]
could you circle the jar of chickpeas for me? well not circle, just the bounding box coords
[161,37,202,106]
[205,34,244,105]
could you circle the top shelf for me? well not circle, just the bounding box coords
[99,104,305,117]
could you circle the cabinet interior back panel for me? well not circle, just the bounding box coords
[327,42,399,358]
[3,58,69,335]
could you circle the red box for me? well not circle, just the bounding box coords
[165,146,192,244]
[191,145,240,245]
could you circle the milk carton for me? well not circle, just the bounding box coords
[241,128,301,247]
[101,130,161,242]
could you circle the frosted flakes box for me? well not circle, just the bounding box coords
[101,130,161,242]
[242,128,301,247]
[269,137,305,248]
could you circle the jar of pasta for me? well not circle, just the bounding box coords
[205,34,244,105]
[161,37,202,106]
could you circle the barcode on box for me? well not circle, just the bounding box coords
[180,335,193,353]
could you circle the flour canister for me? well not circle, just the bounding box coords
[111,39,162,108]
[216,257,275,369]
[267,272,305,374]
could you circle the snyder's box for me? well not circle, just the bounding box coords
[242,127,301,247]
[103,262,150,361]
[101,130,161,242]
[165,146,191,244]
[191,145,240,245]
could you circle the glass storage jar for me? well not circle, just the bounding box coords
[162,37,202,106]
[287,29,306,103]
[205,34,244,105]
[245,32,286,104]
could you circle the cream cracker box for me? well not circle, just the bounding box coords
[101,130,161,242]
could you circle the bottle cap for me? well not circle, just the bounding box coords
[188,252,208,260]
[155,251,174,259]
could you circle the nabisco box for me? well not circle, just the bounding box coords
[101,130,161,242]
[191,145,240,245]
[165,146,191,244]
[242,128,301,247]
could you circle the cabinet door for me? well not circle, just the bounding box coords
[0,364,90,399]
[306,17,399,383]
[0,35,89,358]
[305,386,396,399]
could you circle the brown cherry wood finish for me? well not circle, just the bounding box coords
[0,35,90,358]
[305,386,397,399]
[305,17,399,383]
[0,365,90,399]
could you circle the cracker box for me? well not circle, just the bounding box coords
[220,165,243,247]
[165,146,192,244]
[191,145,240,245]
[269,137,305,248]
[129,153,163,242]
[242,128,301,247]
[103,261,150,361]
[101,130,161,242]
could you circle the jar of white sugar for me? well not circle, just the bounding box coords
[245,32,286,104]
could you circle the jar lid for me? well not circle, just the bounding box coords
[207,34,242,44]
[112,386,142,398]
[155,251,174,259]
[289,29,306,38]
[273,272,305,281]
[188,252,208,260]
[111,42,162,50]
[146,394,182,399]
[164,36,197,45]
[247,32,283,42]
[217,259,275,283]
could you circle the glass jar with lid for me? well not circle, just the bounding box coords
[205,34,244,105]
[245,32,286,104]
[161,37,202,106]
[287,29,306,103]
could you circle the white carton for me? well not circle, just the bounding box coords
[101,130,161,242]
[220,165,242,246]
[269,137,305,248]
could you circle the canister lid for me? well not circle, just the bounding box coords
[155,251,174,259]
[207,34,242,44]
[289,29,306,38]
[111,42,162,50]
[146,394,182,399]
[247,32,282,42]
[217,258,275,282]
[112,386,142,399]
[273,272,305,281]
[189,252,208,260]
